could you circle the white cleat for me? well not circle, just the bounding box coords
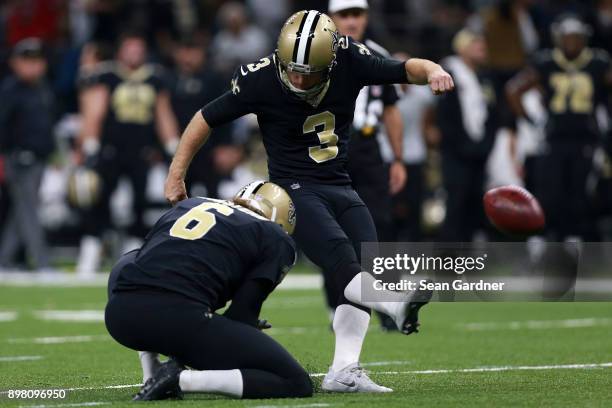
[394,281,433,335]
[322,363,392,393]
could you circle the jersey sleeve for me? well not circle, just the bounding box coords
[200,66,255,128]
[76,62,114,89]
[247,226,297,286]
[346,38,408,86]
[150,64,170,92]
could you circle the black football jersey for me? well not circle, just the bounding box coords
[201,37,408,185]
[114,197,296,310]
[82,62,167,147]
[532,47,611,140]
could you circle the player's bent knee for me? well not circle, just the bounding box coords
[288,373,313,398]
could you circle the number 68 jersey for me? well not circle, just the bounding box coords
[114,197,296,310]
[531,47,611,141]
[201,37,408,185]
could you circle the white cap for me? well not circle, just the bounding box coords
[328,0,368,14]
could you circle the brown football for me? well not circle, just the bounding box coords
[483,185,545,236]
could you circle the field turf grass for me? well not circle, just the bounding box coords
[1,281,611,407]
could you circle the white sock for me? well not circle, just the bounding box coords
[178,369,243,398]
[344,272,407,320]
[330,304,370,372]
[138,351,160,383]
[76,235,102,276]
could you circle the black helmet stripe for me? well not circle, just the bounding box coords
[292,13,308,62]
[295,10,320,65]
[303,12,321,66]
[239,180,266,199]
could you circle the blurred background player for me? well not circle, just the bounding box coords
[327,0,406,331]
[389,51,438,243]
[436,29,498,242]
[211,1,271,81]
[0,38,53,271]
[169,37,241,199]
[75,32,179,276]
[507,14,612,242]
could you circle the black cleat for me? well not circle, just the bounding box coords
[133,359,184,401]
[399,283,433,335]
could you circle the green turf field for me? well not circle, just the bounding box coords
[1,282,611,408]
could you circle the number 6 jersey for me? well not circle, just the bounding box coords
[201,37,408,185]
[114,197,296,311]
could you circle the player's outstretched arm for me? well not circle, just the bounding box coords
[405,59,454,94]
[164,112,211,205]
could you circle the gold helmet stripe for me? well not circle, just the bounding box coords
[295,10,320,65]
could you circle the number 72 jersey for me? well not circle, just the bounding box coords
[532,47,611,139]
[201,37,408,185]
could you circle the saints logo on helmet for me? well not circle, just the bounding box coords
[233,181,296,235]
[275,10,339,101]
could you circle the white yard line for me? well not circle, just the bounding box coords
[19,402,109,408]
[34,311,105,323]
[0,272,322,290]
[0,355,43,362]
[460,317,612,331]
[7,335,109,344]
[0,311,18,322]
[254,404,334,408]
[3,362,609,397]
[362,360,411,367]
[309,362,612,377]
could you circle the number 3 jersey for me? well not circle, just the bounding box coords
[201,37,408,185]
[114,197,296,310]
[531,47,611,140]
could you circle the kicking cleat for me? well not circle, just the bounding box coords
[322,363,393,393]
[396,282,433,335]
[133,359,184,401]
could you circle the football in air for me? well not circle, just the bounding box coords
[483,185,545,236]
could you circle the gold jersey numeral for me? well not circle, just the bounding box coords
[549,72,594,114]
[169,202,234,240]
[246,57,271,73]
[304,111,339,163]
[111,82,156,124]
